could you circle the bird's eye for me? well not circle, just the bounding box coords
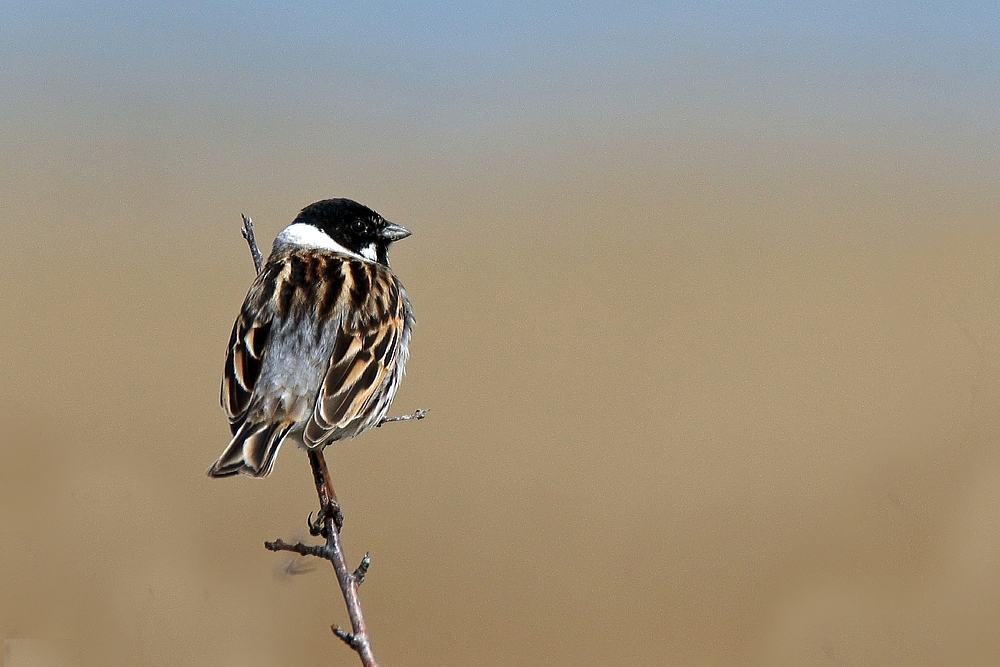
[351,220,365,233]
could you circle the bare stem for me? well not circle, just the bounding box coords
[241,214,264,274]
[308,450,378,666]
[264,539,327,559]
[263,453,378,666]
[377,408,428,427]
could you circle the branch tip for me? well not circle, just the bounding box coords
[333,625,360,648]
[264,539,326,559]
[377,408,428,427]
[240,213,264,274]
[354,552,371,584]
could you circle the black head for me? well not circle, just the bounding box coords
[294,198,411,265]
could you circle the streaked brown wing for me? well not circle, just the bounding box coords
[221,264,279,432]
[304,262,405,446]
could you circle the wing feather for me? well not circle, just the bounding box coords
[304,262,407,447]
[220,264,279,432]
[213,251,411,476]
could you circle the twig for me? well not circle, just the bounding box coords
[240,214,380,667]
[264,538,326,559]
[310,450,378,664]
[241,214,264,274]
[262,453,377,665]
[353,552,371,585]
[377,408,428,427]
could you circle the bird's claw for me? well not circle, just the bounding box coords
[307,511,324,537]
[308,501,345,537]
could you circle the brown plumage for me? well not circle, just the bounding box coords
[209,199,414,478]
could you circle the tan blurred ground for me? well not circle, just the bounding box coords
[1,128,999,666]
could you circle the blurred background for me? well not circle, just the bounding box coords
[2,2,1000,665]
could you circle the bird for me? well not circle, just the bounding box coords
[207,198,414,478]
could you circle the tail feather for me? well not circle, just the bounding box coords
[207,421,293,478]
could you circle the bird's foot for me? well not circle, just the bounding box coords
[308,500,345,537]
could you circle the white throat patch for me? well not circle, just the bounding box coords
[359,243,378,262]
[274,223,366,260]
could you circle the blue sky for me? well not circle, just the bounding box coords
[5,2,997,132]
[3,1,998,229]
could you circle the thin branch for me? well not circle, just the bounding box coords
[377,408,428,427]
[307,449,379,667]
[266,456,377,666]
[264,539,327,559]
[241,214,264,274]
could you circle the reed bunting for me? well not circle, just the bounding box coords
[208,198,414,478]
